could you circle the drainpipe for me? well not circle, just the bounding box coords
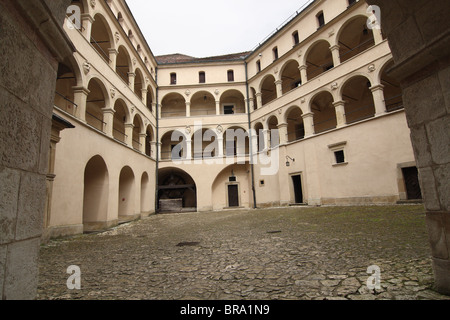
[245,61,257,209]
[154,67,160,213]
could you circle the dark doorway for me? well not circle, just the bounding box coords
[292,175,303,204]
[402,167,422,200]
[228,184,239,207]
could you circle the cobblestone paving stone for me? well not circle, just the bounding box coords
[37,205,450,300]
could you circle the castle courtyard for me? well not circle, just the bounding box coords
[37,205,449,301]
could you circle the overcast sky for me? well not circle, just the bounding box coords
[126,0,313,58]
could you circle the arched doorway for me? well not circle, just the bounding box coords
[118,166,136,220]
[83,155,109,232]
[158,168,197,213]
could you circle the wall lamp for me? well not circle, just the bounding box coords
[286,156,295,167]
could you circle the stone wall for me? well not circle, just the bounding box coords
[0,0,72,299]
[365,0,450,295]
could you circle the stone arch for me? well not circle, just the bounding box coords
[190,90,216,116]
[83,155,109,232]
[378,59,403,112]
[134,67,144,99]
[340,74,375,124]
[220,89,246,114]
[112,98,129,143]
[141,172,151,213]
[310,90,336,134]
[161,92,186,118]
[158,167,197,212]
[86,77,109,131]
[132,113,144,150]
[284,105,305,142]
[304,39,333,80]
[337,14,376,63]
[253,122,265,152]
[116,45,132,83]
[118,166,136,219]
[280,59,302,94]
[260,74,277,106]
[90,13,114,62]
[54,56,82,115]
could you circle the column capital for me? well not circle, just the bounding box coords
[329,44,340,51]
[333,100,346,107]
[302,112,314,119]
[298,64,308,71]
[72,86,90,95]
[101,107,116,115]
[108,48,118,55]
[369,84,385,92]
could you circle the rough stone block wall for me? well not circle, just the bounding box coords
[0,0,71,300]
[366,0,450,295]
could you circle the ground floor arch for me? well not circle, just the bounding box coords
[158,167,197,213]
[83,155,109,232]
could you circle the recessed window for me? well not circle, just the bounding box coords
[328,141,347,166]
[260,180,265,187]
[199,71,205,83]
[256,60,261,73]
[227,70,234,82]
[334,150,345,164]
[317,11,325,29]
[292,31,299,46]
[224,105,234,115]
[273,47,279,61]
[170,73,177,85]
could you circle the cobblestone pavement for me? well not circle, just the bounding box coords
[37,205,450,300]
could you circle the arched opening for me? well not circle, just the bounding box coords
[134,68,144,100]
[54,62,77,115]
[251,87,258,110]
[118,166,136,219]
[113,99,128,142]
[190,91,215,116]
[220,90,246,114]
[281,60,302,94]
[145,125,154,157]
[160,130,187,160]
[158,168,197,213]
[141,172,151,214]
[380,60,403,112]
[261,75,277,106]
[83,155,109,232]
[211,163,251,210]
[254,122,265,152]
[311,91,336,134]
[161,93,186,118]
[306,40,333,80]
[192,128,218,159]
[132,114,143,151]
[268,116,279,148]
[86,78,107,131]
[146,85,153,112]
[342,75,375,124]
[286,106,305,142]
[338,16,375,63]
[90,14,112,62]
[224,126,249,157]
[116,46,131,83]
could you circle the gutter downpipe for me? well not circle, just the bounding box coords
[154,67,160,214]
[245,61,257,209]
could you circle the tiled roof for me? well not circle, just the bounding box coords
[156,51,251,65]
